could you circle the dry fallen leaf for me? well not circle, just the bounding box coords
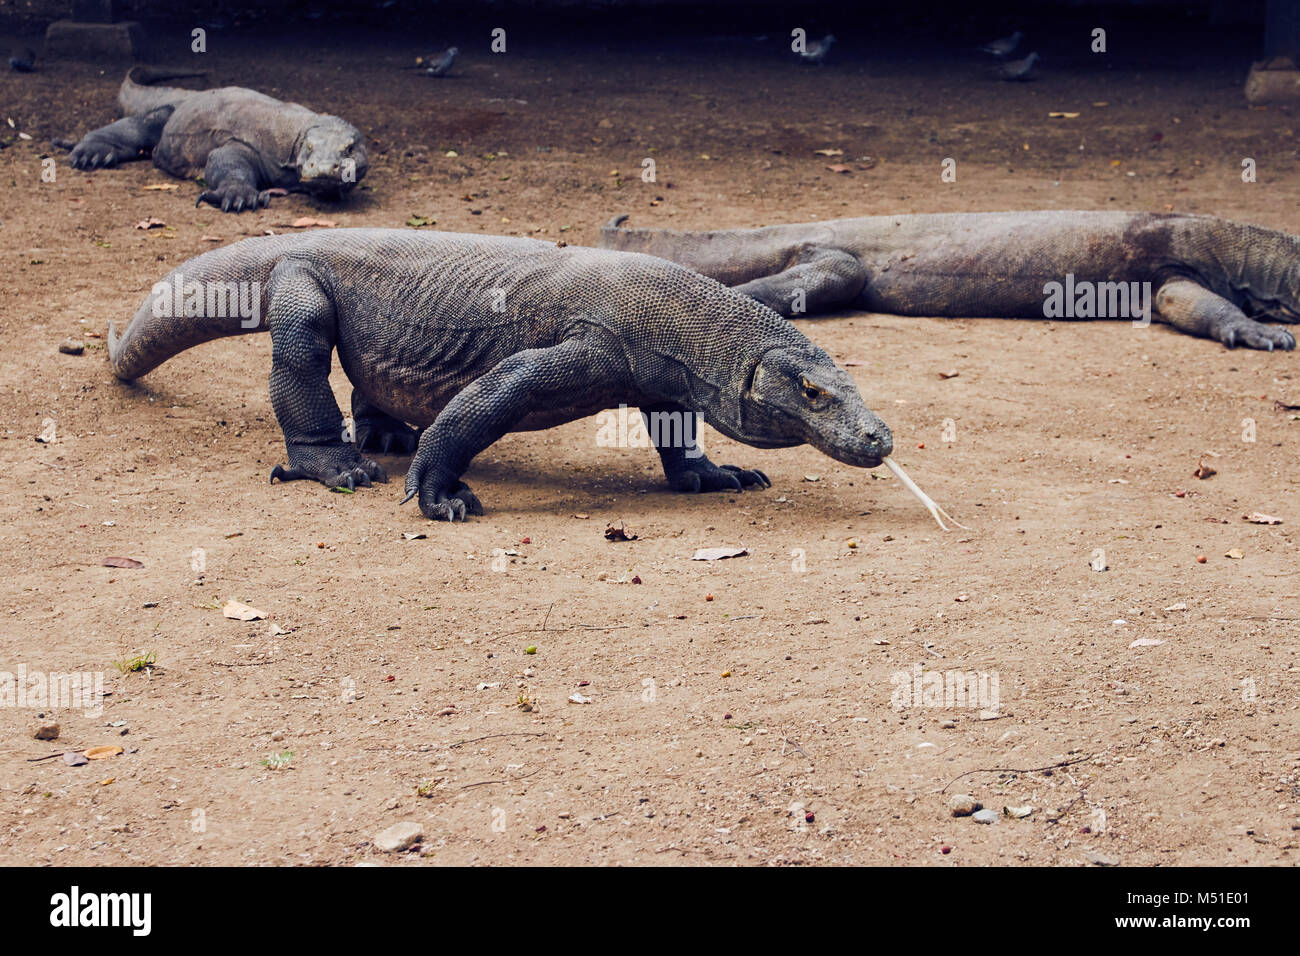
[142,183,179,191]
[222,599,267,621]
[1130,638,1164,648]
[1048,112,1081,119]
[84,746,123,760]
[825,164,851,174]
[289,217,337,228]
[604,522,637,541]
[102,556,143,569]
[1225,548,1245,559]
[1243,512,1282,525]
[938,370,960,379]
[134,217,166,230]
[1193,460,1217,480]
[692,547,749,561]
[813,148,844,156]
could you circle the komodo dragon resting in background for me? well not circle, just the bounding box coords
[107,229,897,521]
[69,67,368,212]
[600,211,1299,351]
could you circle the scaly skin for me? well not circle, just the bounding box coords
[107,229,893,521]
[69,67,368,213]
[600,210,1299,351]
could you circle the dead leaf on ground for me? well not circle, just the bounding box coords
[938,370,960,379]
[85,746,123,760]
[288,217,337,228]
[134,217,166,230]
[1243,512,1282,525]
[1225,548,1245,559]
[813,148,843,156]
[1048,111,1081,119]
[1193,460,1217,480]
[102,556,143,569]
[604,522,637,542]
[1130,638,1164,648]
[142,183,179,191]
[222,599,267,621]
[825,164,851,174]
[691,547,749,561]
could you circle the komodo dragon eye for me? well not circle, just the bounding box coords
[801,379,825,403]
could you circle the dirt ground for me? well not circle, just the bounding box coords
[1,18,1297,867]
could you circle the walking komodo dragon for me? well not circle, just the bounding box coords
[107,229,895,521]
[600,211,1299,351]
[69,67,368,212]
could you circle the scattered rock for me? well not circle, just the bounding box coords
[33,723,60,741]
[373,821,423,852]
[949,794,981,817]
[1085,850,1119,866]
[58,338,84,355]
[972,808,998,824]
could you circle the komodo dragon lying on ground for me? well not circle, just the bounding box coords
[69,67,368,212]
[600,211,1299,351]
[107,229,895,521]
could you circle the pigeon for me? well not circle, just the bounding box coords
[994,51,1039,81]
[416,47,458,77]
[8,47,36,72]
[980,30,1022,57]
[798,34,835,65]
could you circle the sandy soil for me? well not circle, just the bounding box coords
[0,20,1297,866]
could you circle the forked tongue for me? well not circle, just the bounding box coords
[882,456,968,531]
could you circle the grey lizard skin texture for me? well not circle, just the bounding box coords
[107,229,894,521]
[600,210,1299,351]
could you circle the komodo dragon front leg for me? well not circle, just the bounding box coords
[1155,279,1297,351]
[69,105,174,170]
[640,402,770,492]
[732,245,867,318]
[264,262,388,490]
[195,142,276,213]
[403,338,627,521]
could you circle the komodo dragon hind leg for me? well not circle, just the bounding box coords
[732,245,868,318]
[196,142,275,213]
[641,402,771,493]
[1155,279,1296,351]
[402,338,626,521]
[265,262,388,491]
[69,105,174,170]
[351,393,422,455]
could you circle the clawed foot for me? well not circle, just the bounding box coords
[270,443,388,491]
[355,415,421,455]
[1217,319,1296,351]
[402,476,484,521]
[668,459,771,494]
[69,135,137,170]
[197,182,272,213]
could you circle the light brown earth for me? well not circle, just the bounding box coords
[0,23,1296,866]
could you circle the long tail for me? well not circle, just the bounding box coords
[117,66,207,116]
[108,243,273,381]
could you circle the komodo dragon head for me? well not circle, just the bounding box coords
[293,117,369,197]
[719,342,894,468]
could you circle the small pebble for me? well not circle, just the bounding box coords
[949,794,981,817]
[33,723,60,741]
[373,821,423,853]
[58,338,84,355]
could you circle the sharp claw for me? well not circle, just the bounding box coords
[358,471,372,488]
[400,488,416,505]
[270,465,287,483]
